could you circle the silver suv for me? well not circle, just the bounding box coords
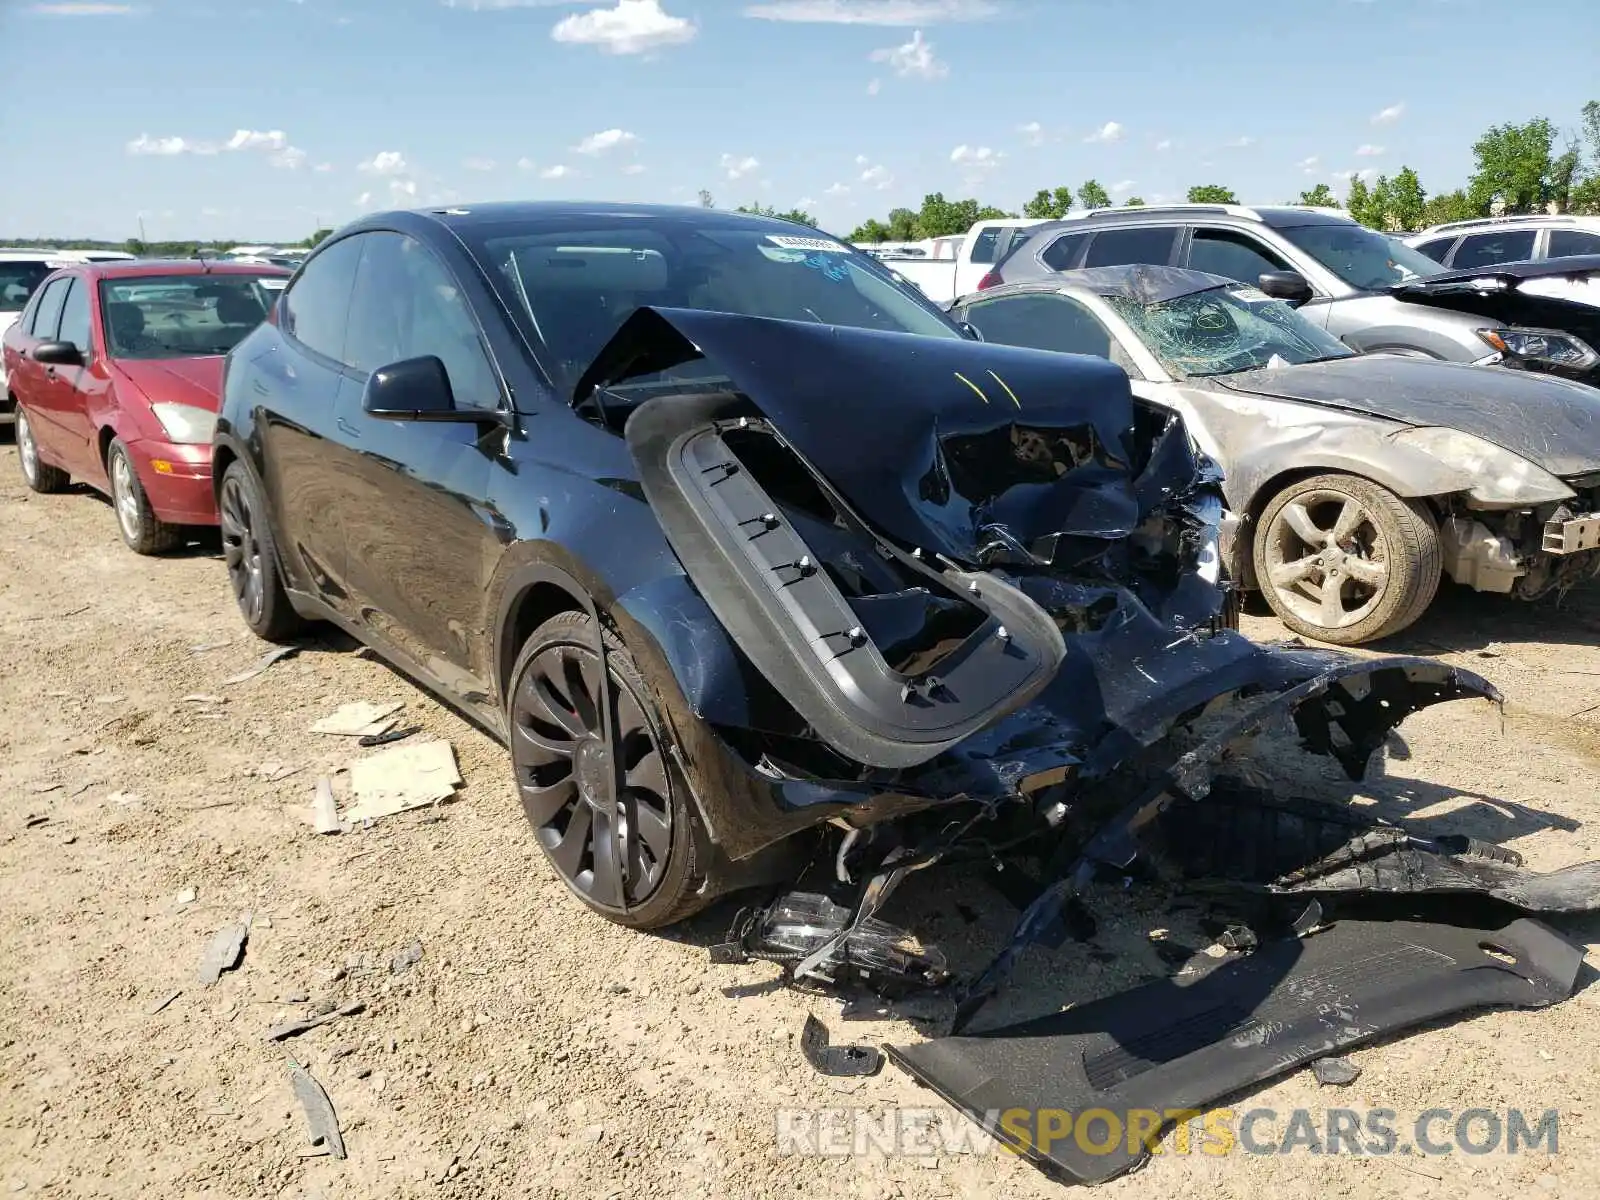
[1407,215,1600,270]
[987,204,1551,363]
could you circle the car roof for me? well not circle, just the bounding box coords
[75,259,294,280]
[1411,214,1600,238]
[990,263,1239,304]
[1037,204,1356,232]
[350,200,834,236]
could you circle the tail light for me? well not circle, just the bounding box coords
[976,271,1001,290]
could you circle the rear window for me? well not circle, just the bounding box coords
[1548,229,1600,258]
[969,226,1029,265]
[1039,233,1088,271]
[0,261,62,312]
[1084,226,1179,269]
[1412,237,1456,264]
[100,273,282,359]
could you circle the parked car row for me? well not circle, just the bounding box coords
[8,204,1600,1189]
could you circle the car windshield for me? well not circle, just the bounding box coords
[99,273,281,359]
[1277,222,1445,290]
[0,261,60,312]
[1107,282,1356,378]
[465,216,962,394]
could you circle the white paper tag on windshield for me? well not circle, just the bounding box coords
[767,235,848,253]
[1229,286,1271,303]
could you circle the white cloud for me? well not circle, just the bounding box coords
[1299,155,1320,174]
[358,150,409,176]
[270,146,308,170]
[573,128,640,155]
[1371,102,1405,125]
[1153,138,1172,152]
[1017,120,1044,146]
[1355,143,1385,157]
[463,157,498,171]
[825,182,850,196]
[866,77,881,95]
[28,2,135,13]
[1333,168,1379,185]
[551,0,695,55]
[390,179,418,200]
[127,134,196,156]
[516,157,537,171]
[1224,135,1255,148]
[743,0,998,22]
[868,29,946,80]
[1110,179,1134,194]
[313,162,334,173]
[855,154,868,165]
[859,162,893,189]
[355,191,373,208]
[950,144,1001,178]
[797,196,816,207]
[540,164,572,179]
[621,163,648,175]
[721,153,760,180]
[1084,121,1122,144]
[225,129,287,152]
[442,0,602,6]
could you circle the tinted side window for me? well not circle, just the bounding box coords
[960,292,1139,376]
[29,277,71,339]
[1039,233,1087,271]
[345,232,501,409]
[1186,228,1290,283]
[1548,229,1600,258]
[1412,237,1457,264]
[56,278,92,352]
[1453,230,1536,269]
[1084,226,1179,269]
[281,235,365,364]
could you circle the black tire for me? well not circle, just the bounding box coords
[218,459,305,642]
[508,610,708,929]
[106,438,184,555]
[16,407,69,493]
[1253,472,1440,646]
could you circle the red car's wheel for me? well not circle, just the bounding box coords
[16,408,69,494]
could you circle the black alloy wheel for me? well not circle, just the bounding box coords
[508,610,704,928]
[218,461,304,642]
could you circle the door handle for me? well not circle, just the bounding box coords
[337,416,361,438]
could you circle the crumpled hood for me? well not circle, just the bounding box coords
[1214,355,1600,478]
[581,306,1152,566]
[110,356,225,412]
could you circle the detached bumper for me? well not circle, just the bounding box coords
[127,438,218,525]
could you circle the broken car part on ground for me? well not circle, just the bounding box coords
[214,206,1600,1190]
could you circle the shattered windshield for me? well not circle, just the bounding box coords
[1108,283,1356,378]
[467,218,962,395]
[1278,222,1445,290]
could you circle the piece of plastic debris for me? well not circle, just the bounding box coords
[310,778,342,835]
[146,990,182,1015]
[389,941,424,976]
[223,645,301,686]
[800,1014,883,1077]
[24,815,49,829]
[1312,1056,1362,1086]
[267,1000,365,1042]
[311,701,404,738]
[287,1058,346,1160]
[358,725,421,749]
[27,781,62,795]
[197,914,252,986]
[343,740,460,823]
[182,694,227,705]
[176,887,197,905]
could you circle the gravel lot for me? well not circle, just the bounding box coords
[3,437,1599,1200]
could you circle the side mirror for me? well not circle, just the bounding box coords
[362,355,480,423]
[32,340,83,366]
[1257,270,1314,305]
[959,321,984,342]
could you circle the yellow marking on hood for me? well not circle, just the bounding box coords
[952,371,990,404]
[987,370,1022,409]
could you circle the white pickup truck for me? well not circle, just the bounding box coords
[868,218,1049,305]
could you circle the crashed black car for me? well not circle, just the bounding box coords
[215,204,1600,1185]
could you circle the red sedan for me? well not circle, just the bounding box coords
[1,259,290,553]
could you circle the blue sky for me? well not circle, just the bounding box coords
[3,0,1597,242]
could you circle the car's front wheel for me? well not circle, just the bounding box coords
[218,460,304,642]
[107,438,184,555]
[1253,472,1440,645]
[508,610,707,929]
[16,408,69,494]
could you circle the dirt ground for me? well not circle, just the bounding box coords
[3,437,1600,1200]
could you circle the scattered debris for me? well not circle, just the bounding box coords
[358,724,421,749]
[310,778,342,835]
[106,791,140,807]
[344,740,460,823]
[26,781,62,795]
[389,941,424,976]
[24,815,49,830]
[328,1043,358,1061]
[255,762,304,783]
[223,645,301,687]
[311,701,403,738]
[176,887,197,906]
[182,694,227,706]
[267,1000,365,1042]
[197,914,252,986]
[146,990,182,1016]
[288,1058,346,1160]
[800,1014,883,1077]
[1312,1056,1363,1086]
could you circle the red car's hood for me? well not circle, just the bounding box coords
[110,356,225,411]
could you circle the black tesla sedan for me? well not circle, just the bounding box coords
[211,202,1496,938]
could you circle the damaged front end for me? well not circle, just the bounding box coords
[582,308,1599,1185]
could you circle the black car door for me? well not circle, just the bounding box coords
[259,233,366,614]
[328,230,507,713]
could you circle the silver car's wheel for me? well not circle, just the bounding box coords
[104,438,182,555]
[110,451,141,541]
[16,409,69,493]
[1254,473,1440,646]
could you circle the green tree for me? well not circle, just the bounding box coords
[1296,183,1338,207]
[885,207,919,241]
[1362,174,1395,229]
[124,238,147,256]
[735,202,818,227]
[1345,176,1373,226]
[1077,179,1112,211]
[849,218,892,242]
[304,228,333,248]
[1123,196,1146,207]
[1186,184,1238,204]
[1419,189,1477,226]
[1388,167,1427,230]
[1467,117,1559,214]
[1022,186,1074,219]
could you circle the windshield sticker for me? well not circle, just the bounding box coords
[1228,286,1272,303]
[767,235,849,253]
[757,245,810,264]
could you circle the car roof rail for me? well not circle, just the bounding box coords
[1419,214,1577,234]
[1070,203,1264,222]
